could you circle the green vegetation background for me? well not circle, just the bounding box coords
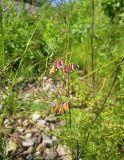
[0,0,124,159]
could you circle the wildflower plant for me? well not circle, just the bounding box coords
[49,58,79,115]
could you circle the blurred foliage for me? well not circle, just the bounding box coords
[101,0,124,19]
[0,0,55,79]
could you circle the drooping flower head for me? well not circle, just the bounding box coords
[64,64,79,74]
[53,102,70,114]
[50,58,64,74]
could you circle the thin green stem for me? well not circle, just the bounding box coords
[67,73,71,129]
[91,0,95,94]
[0,2,5,66]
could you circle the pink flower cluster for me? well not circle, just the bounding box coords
[50,58,78,74]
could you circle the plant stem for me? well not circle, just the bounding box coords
[91,0,95,93]
[0,1,5,66]
[67,73,71,129]
[76,139,79,160]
